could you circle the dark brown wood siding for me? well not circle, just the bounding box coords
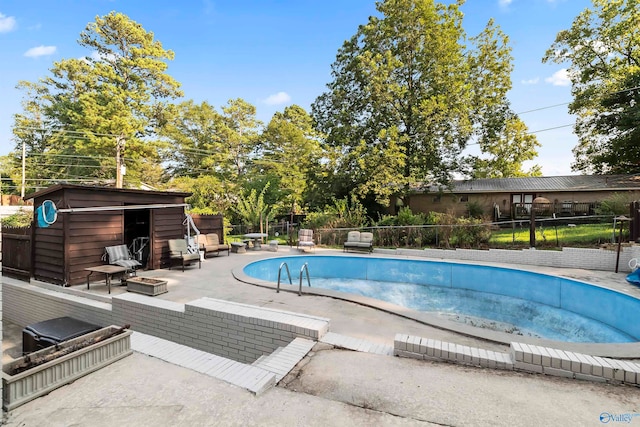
[30,185,189,286]
[152,207,185,269]
[1,226,32,281]
[191,214,225,242]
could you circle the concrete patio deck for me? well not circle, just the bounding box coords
[4,246,640,426]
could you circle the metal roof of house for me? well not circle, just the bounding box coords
[423,174,640,193]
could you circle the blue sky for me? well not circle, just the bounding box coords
[0,0,591,176]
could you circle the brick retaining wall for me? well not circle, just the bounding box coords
[3,280,329,364]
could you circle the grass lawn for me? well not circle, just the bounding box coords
[489,222,621,247]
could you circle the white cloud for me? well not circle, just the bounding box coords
[544,69,571,86]
[24,45,57,58]
[90,50,117,62]
[263,91,291,106]
[498,0,513,7]
[521,77,539,85]
[0,12,17,33]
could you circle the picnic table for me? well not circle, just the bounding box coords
[243,233,268,250]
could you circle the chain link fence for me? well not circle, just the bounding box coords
[316,215,623,249]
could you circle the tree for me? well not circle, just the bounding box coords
[171,175,231,214]
[257,105,322,214]
[217,98,262,182]
[312,0,517,206]
[161,98,261,212]
[12,12,182,186]
[160,100,221,177]
[468,111,542,178]
[231,182,273,232]
[543,0,640,174]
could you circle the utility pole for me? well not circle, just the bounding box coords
[21,138,26,198]
[115,135,125,188]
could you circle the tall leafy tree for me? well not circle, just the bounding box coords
[468,112,542,178]
[160,100,221,177]
[217,98,263,182]
[312,0,518,205]
[257,105,322,214]
[543,0,640,174]
[12,12,182,186]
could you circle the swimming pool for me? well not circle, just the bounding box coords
[242,255,640,344]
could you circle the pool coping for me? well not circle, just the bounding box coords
[232,256,640,359]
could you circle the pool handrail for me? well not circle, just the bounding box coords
[299,263,311,296]
[276,262,292,293]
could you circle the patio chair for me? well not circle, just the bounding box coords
[196,233,230,257]
[297,229,316,252]
[168,239,201,271]
[104,244,142,275]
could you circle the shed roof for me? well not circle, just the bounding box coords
[422,174,640,194]
[24,184,191,200]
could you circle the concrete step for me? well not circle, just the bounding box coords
[251,346,284,367]
[252,338,315,383]
[320,332,394,356]
[130,332,275,395]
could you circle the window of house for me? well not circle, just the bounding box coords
[511,193,535,214]
[433,195,441,203]
[460,195,468,202]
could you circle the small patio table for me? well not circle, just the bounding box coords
[243,233,268,250]
[85,265,129,294]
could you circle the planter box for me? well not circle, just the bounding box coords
[2,325,132,411]
[126,277,168,296]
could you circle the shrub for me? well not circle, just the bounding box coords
[467,201,484,218]
[396,206,426,226]
[2,209,33,228]
[595,193,635,216]
[302,211,335,230]
[450,217,492,248]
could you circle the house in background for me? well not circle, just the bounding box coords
[397,174,640,221]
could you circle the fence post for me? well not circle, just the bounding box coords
[529,209,536,247]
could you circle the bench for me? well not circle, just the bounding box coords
[343,231,374,253]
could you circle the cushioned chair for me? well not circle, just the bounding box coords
[196,233,230,257]
[297,229,315,252]
[104,244,141,274]
[343,231,374,253]
[168,239,201,271]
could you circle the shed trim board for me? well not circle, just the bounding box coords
[24,185,191,286]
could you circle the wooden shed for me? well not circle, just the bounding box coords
[25,184,191,286]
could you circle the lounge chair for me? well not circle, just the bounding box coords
[196,233,230,257]
[168,239,201,271]
[104,244,142,274]
[343,231,374,253]
[297,229,316,252]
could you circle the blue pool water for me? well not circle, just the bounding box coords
[243,256,640,343]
